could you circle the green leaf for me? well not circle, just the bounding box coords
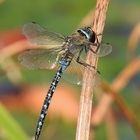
[0,103,29,140]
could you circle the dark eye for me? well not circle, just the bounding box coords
[89,32,96,43]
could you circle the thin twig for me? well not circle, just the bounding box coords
[76,0,110,140]
[106,110,118,140]
[127,22,140,59]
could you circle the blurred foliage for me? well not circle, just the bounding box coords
[0,104,28,140]
[0,0,140,140]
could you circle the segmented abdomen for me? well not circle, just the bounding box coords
[34,59,70,140]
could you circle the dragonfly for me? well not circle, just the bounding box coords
[18,22,112,140]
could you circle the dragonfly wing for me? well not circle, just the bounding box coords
[23,22,65,49]
[62,59,100,86]
[97,43,112,57]
[18,49,60,70]
[62,59,83,85]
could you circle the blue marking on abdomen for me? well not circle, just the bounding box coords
[34,59,70,140]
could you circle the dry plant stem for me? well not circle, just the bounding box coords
[92,56,140,126]
[106,111,118,140]
[127,22,140,58]
[76,0,110,140]
[101,81,140,139]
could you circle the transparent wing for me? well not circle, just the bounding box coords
[97,43,112,57]
[62,59,100,86]
[18,49,59,70]
[62,60,83,85]
[23,22,65,49]
[62,43,111,85]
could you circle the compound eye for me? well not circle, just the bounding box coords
[89,32,96,43]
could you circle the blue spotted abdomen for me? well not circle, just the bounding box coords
[34,59,70,140]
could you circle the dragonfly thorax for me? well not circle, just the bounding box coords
[77,27,96,44]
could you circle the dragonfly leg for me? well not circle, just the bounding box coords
[76,48,96,69]
[95,33,103,53]
[89,43,99,54]
[77,48,101,74]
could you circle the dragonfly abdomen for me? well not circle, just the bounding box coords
[35,59,71,140]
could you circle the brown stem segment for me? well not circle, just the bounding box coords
[75,0,110,140]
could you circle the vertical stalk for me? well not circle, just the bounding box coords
[76,0,110,140]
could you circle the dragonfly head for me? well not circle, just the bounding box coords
[77,27,96,43]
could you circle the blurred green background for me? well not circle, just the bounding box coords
[0,0,140,140]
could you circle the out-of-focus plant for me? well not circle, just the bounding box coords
[0,40,32,139]
[0,103,29,140]
[127,22,140,59]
